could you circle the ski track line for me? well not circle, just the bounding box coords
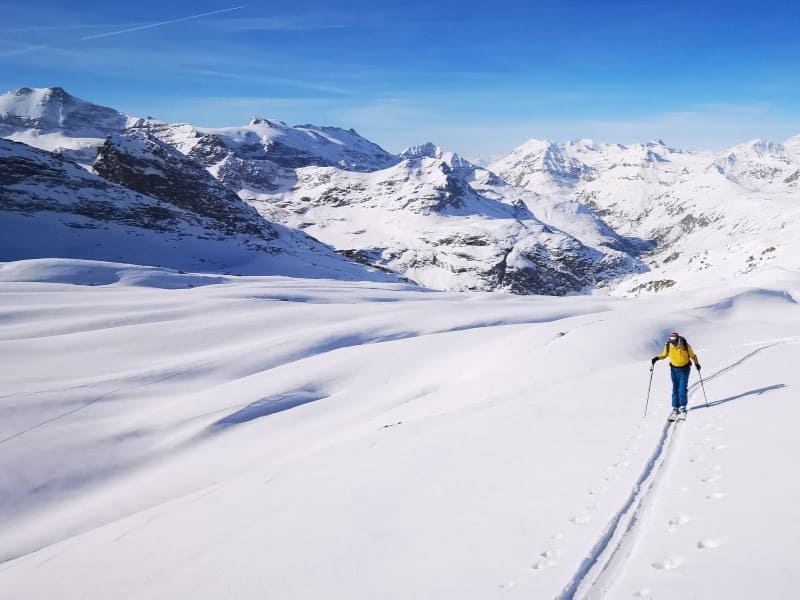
[557,341,780,600]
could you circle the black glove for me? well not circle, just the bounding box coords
[651,357,658,366]
[695,363,701,371]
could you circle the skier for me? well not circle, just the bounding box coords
[651,332,701,420]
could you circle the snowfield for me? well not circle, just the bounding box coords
[1,259,799,599]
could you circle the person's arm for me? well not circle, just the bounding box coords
[651,344,668,365]
[688,345,701,370]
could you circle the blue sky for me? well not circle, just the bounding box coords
[1,0,799,160]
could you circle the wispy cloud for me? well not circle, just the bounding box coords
[81,6,244,41]
[185,68,354,95]
[216,15,350,32]
[0,42,49,57]
[0,23,143,33]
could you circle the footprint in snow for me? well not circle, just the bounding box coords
[633,588,652,597]
[701,474,723,484]
[570,515,593,524]
[551,532,565,540]
[689,455,707,463]
[697,539,721,550]
[667,515,690,532]
[706,492,727,500]
[711,444,727,451]
[532,559,557,571]
[532,549,561,570]
[651,556,683,570]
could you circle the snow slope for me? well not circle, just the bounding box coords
[1,260,798,599]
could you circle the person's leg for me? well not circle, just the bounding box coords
[670,366,680,409]
[678,366,690,409]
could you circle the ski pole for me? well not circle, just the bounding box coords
[644,365,654,418]
[698,368,709,408]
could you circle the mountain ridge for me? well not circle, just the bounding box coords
[2,86,798,295]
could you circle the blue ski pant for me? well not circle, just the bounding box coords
[670,364,691,409]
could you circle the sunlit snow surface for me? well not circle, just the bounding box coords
[1,259,799,599]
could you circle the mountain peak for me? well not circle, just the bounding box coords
[0,86,128,136]
[513,139,556,155]
[401,142,443,159]
[248,117,288,128]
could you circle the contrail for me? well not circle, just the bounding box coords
[81,6,244,41]
[0,24,143,33]
[0,44,49,57]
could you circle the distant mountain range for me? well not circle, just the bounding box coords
[2,86,798,294]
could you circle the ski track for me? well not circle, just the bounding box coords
[557,341,780,599]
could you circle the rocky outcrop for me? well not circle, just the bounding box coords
[94,131,276,241]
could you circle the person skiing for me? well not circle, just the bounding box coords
[651,331,701,420]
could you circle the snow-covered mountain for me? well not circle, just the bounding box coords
[491,137,800,294]
[0,86,134,164]
[1,87,641,295]
[0,137,396,281]
[2,86,799,295]
[241,145,644,294]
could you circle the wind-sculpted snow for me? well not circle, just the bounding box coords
[1,266,800,599]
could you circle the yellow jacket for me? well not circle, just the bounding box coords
[656,339,698,368]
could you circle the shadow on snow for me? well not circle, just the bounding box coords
[208,390,328,432]
[691,383,787,411]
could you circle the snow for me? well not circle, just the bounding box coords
[1,260,799,599]
[0,87,53,120]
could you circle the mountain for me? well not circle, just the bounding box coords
[241,144,645,294]
[0,86,133,165]
[492,137,800,294]
[0,86,129,136]
[0,87,399,175]
[0,137,398,281]
[3,86,798,296]
[1,87,640,295]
